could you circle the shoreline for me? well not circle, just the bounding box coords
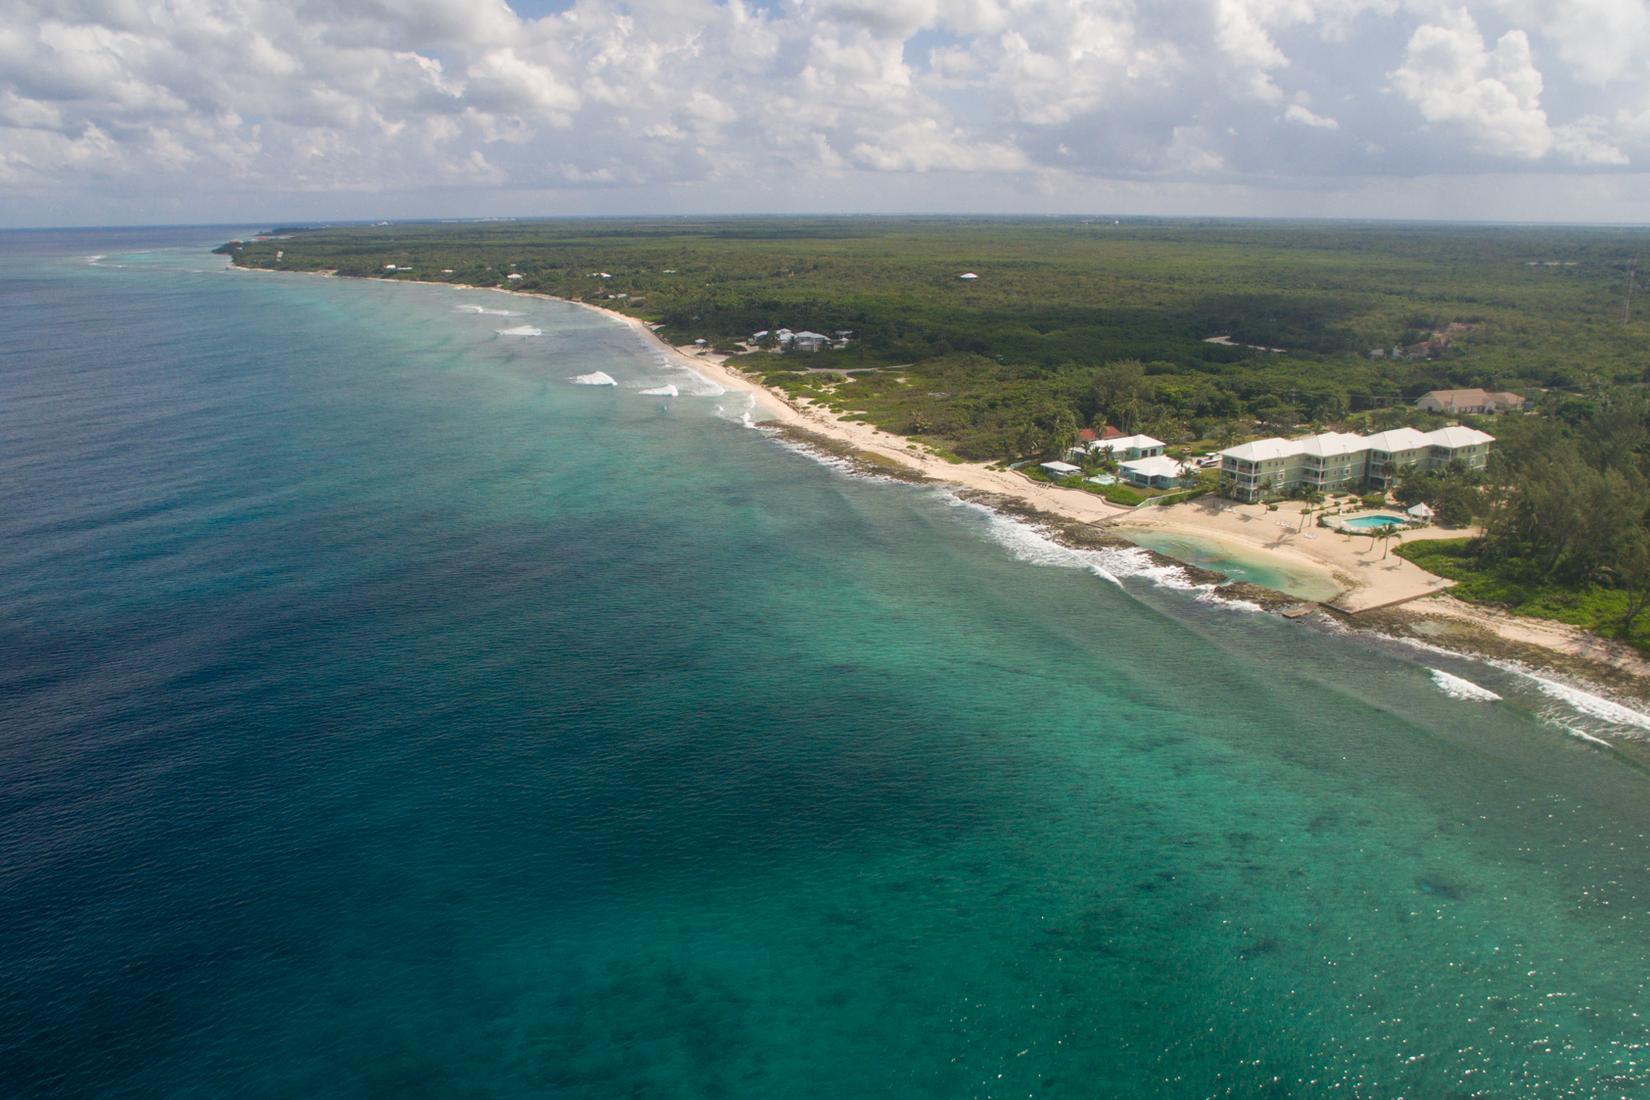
[228,262,1650,697]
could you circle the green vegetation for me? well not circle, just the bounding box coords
[1395,396,1650,651]
[222,217,1650,647]
[220,216,1650,461]
[1398,539,1650,655]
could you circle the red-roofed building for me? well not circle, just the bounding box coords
[1077,427,1100,443]
[1100,425,1125,440]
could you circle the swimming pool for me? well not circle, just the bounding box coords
[1341,513,1408,530]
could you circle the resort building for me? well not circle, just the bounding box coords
[1416,388,1525,414]
[1040,461,1081,480]
[1217,426,1494,502]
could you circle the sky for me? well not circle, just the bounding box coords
[3,0,1650,227]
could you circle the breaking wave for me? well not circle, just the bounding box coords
[1428,668,1502,702]
[638,384,679,397]
[571,371,618,386]
[496,325,542,337]
[1487,661,1650,743]
[458,305,517,316]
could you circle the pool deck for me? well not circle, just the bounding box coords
[1108,497,1472,613]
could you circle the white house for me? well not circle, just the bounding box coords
[791,331,830,353]
[959,272,979,280]
[1119,455,1188,489]
[506,272,524,281]
[1040,461,1082,480]
[1089,434,1166,461]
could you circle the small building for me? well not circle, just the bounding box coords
[790,331,830,353]
[1040,461,1082,481]
[1416,388,1525,414]
[1077,427,1100,445]
[506,272,524,281]
[1120,455,1189,489]
[959,272,979,280]
[1407,502,1435,522]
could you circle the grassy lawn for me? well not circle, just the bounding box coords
[1397,539,1650,655]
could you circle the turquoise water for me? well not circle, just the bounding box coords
[1342,513,1409,530]
[1119,531,1344,602]
[5,229,1650,1097]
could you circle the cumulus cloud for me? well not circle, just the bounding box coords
[0,0,1645,222]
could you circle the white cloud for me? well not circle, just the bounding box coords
[1284,102,1340,129]
[1389,9,1626,163]
[0,0,1645,223]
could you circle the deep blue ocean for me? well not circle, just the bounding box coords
[4,228,1650,1097]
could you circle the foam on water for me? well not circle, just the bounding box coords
[1428,668,1502,702]
[678,368,726,397]
[458,305,517,317]
[571,371,618,386]
[1488,661,1650,742]
[496,325,543,337]
[938,492,1223,592]
[638,384,679,397]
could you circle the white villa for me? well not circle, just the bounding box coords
[1120,455,1189,489]
[1217,426,1494,502]
[1079,433,1165,461]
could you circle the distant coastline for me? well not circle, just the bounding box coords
[224,259,1650,698]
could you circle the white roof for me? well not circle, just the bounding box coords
[1293,431,1367,459]
[959,272,978,279]
[1092,433,1164,454]
[1361,428,1433,453]
[1218,436,1299,462]
[792,330,828,340]
[1407,502,1435,517]
[1041,461,1081,475]
[1120,455,1186,479]
[1424,425,1495,448]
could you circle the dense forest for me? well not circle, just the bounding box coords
[1393,394,1650,649]
[219,216,1649,460]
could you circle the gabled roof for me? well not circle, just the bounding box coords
[1424,425,1495,448]
[1293,431,1367,459]
[1077,427,1100,443]
[1361,427,1433,452]
[1218,436,1299,462]
[1092,433,1164,454]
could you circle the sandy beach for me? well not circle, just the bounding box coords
[570,298,1650,685]
[233,266,1650,688]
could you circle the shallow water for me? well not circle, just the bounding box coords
[1122,529,1344,602]
[3,229,1650,1097]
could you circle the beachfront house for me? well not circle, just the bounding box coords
[1217,426,1495,502]
[1416,388,1525,414]
[1040,461,1081,481]
[790,331,830,353]
[1088,434,1165,461]
[1119,456,1189,490]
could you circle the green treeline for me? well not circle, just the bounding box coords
[219,216,1649,460]
[1397,396,1650,649]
